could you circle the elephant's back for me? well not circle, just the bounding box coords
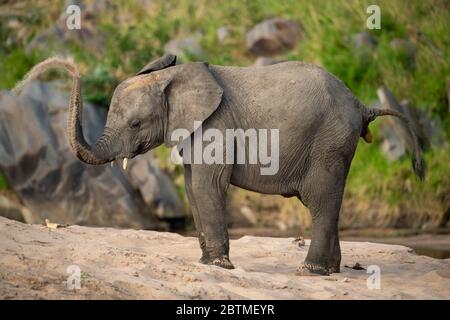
[209,62,364,131]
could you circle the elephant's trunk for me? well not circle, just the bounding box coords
[68,72,113,165]
[14,57,114,165]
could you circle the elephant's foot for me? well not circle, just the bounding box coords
[199,252,210,264]
[200,254,235,269]
[296,261,330,276]
[297,255,341,276]
[328,261,341,274]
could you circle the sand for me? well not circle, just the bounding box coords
[0,216,449,299]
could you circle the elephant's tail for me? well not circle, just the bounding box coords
[362,107,425,181]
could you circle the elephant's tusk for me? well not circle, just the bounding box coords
[111,160,115,168]
[123,158,128,170]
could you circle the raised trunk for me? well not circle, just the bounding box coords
[14,57,114,165]
[67,71,113,165]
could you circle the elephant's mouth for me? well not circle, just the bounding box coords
[109,152,137,170]
[110,157,130,169]
[109,142,154,169]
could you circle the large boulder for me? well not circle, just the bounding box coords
[376,85,446,162]
[246,18,302,56]
[216,26,230,43]
[390,38,416,68]
[351,32,377,52]
[252,56,284,67]
[0,81,184,229]
[349,31,378,65]
[376,85,425,161]
[164,33,205,62]
[0,194,38,224]
[127,152,184,221]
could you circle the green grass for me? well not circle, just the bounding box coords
[0,173,8,189]
[0,49,44,89]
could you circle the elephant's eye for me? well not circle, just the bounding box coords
[130,119,141,129]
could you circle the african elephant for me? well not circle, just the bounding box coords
[16,54,424,275]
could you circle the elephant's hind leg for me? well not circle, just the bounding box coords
[297,159,348,275]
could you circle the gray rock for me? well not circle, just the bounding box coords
[253,56,284,66]
[390,38,416,67]
[246,18,302,56]
[379,123,407,162]
[0,194,38,224]
[164,33,205,61]
[0,81,184,229]
[415,109,447,148]
[351,32,378,51]
[127,152,184,220]
[350,32,377,63]
[216,26,230,43]
[376,86,424,161]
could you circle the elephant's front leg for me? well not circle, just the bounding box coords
[184,163,234,269]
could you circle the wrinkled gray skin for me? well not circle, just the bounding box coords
[25,54,424,275]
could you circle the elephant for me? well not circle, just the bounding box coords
[15,54,424,275]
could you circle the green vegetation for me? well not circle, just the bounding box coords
[0,0,448,222]
[0,173,8,189]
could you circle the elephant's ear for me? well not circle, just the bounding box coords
[163,62,223,147]
[136,54,177,75]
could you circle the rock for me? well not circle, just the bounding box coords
[0,195,38,224]
[238,206,258,225]
[0,81,184,229]
[253,56,283,66]
[227,188,310,230]
[164,33,205,62]
[352,32,377,50]
[26,0,106,55]
[127,152,185,222]
[415,110,447,148]
[216,26,230,43]
[380,130,406,162]
[376,85,424,161]
[292,236,305,247]
[376,86,446,161]
[0,216,449,299]
[246,18,302,56]
[351,32,377,60]
[390,38,416,68]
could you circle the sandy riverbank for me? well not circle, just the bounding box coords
[0,217,449,299]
